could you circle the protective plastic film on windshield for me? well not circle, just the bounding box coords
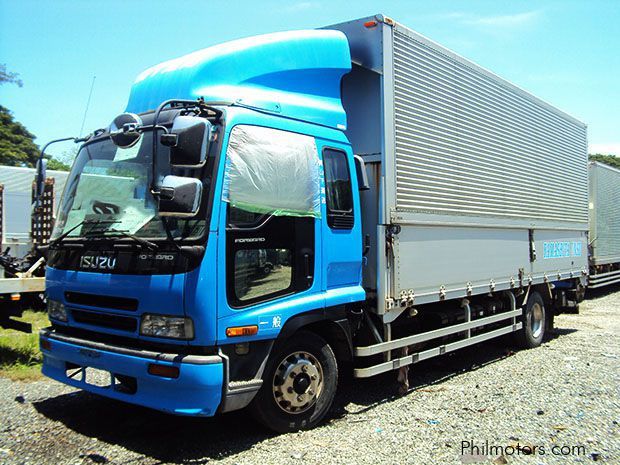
[222,125,322,218]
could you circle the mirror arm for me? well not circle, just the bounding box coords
[35,135,89,207]
[74,135,92,144]
[38,136,81,163]
[38,134,91,162]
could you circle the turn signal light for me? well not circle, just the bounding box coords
[147,363,179,378]
[226,325,258,337]
[40,338,51,351]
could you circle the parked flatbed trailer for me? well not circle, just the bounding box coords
[0,166,63,331]
[0,258,45,332]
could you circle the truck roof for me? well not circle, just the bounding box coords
[590,160,620,175]
[125,30,351,130]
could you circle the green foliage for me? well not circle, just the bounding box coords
[1,64,70,171]
[0,105,71,170]
[0,310,49,381]
[0,66,37,166]
[0,106,71,171]
[0,104,40,167]
[589,153,620,170]
[56,145,79,169]
[47,157,71,171]
[0,63,23,87]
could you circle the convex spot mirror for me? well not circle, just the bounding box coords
[110,113,143,148]
[161,116,212,167]
[158,175,203,217]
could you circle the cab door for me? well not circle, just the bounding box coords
[215,124,324,341]
[317,143,364,303]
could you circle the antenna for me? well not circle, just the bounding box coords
[79,75,96,136]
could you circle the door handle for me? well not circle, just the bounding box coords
[303,253,313,285]
[363,234,371,256]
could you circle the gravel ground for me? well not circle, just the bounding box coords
[1,287,619,465]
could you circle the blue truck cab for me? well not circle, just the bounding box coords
[40,29,366,431]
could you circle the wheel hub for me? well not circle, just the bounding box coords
[293,373,311,394]
[530,302,544,338]
[273,351,323,414]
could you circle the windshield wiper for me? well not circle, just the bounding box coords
[161,217,182,252]
[84,227,158,250]
[48,219,118,247]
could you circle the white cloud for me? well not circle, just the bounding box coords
[284,2,318,13]
[526,73,582,85]
[438,10,543,32]
[589,143,620,156]
[465,11,542,28]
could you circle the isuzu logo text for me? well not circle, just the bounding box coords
[79,255,117,270]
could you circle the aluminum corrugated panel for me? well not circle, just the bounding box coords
[0,166,69,233]
[590,162,620,262]
[0,166,69,197]
[391,28,588,226]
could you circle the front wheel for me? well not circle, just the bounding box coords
[249,331,338,433]
[515,291,546,349]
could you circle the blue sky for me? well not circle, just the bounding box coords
[1,0,618,158]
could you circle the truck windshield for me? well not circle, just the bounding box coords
[52,132,206,241]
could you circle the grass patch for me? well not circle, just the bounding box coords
[0,310,50,381]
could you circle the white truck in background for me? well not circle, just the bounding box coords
[588,161,620,288]
[0,166,68,330]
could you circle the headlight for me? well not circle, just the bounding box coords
[140,314,194,339]
[47,299,68,322]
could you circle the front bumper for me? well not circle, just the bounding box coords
[40,328,224,416]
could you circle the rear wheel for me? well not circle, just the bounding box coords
[249,331,338,433]
[516,291,546,348]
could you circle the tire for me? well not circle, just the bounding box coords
[249,330,338,433]
[515,291,546,349]
[546,311,555,333]
[34,292,47,311]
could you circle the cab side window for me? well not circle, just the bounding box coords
[323,148,354,229]
[233,248,293,302]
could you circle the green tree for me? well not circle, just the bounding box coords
[47,157,71,171]
[0,64,23,87]
[0,104,41,167]
[0,65,70,170]
[589,153,620,170]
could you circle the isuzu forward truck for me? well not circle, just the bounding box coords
[40,15,589,432]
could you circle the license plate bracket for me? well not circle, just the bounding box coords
[84,367,112,388]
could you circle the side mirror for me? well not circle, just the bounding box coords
[161,116,211,167]
[354,155,370,191]
[35,158,48,201]
[158,175,203,217]
[34,135,83,208]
